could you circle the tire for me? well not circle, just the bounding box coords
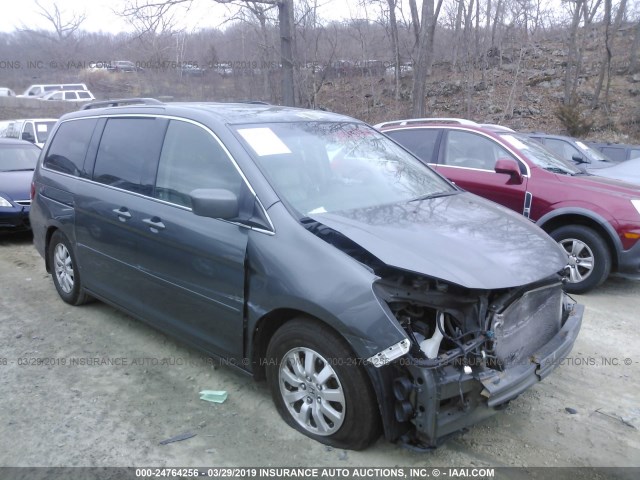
[48,230,90,305]
[266,318,381,450]
[550,225,611,294]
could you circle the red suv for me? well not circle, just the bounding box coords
[377,119,640,293]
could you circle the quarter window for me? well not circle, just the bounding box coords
[93,118,166,194]
[43,119,98,176]
[154,120,243,208]
[385,129,439,163]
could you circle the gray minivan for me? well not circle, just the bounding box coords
[30,100,583,450]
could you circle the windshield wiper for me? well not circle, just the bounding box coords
[409,190,460,202]
[544,167,573,175]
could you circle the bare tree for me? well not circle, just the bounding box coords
[32,0,86,42]
[592,0,627,108]
[119,0,296,105]
[410,0,444,117]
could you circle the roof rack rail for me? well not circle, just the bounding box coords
[374,117,479,129]
[81,98,163,110]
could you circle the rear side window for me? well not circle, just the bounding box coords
[44,119,97,176]
[64,92,77,100]
[93,118,166,194]
[385,129,440,163]
[154,120,243,208]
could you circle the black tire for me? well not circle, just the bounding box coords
[550,225,611,294]
[48,230,90,305]
[266,318,381,450]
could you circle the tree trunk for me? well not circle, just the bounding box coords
[563,0,583,105]
[411,0,444,117]
[279,0,295,106]
[386,0,401,100]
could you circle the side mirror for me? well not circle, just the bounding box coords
[190,189,239,220]
[21,132,35,143]
[572,154,589,164]
[494,158,523,184]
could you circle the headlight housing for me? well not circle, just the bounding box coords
[0,196,13,208]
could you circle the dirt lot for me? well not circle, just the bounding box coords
[0,231,639,472]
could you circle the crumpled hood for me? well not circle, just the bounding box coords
[0,170,33,201]
[310,192,567,289]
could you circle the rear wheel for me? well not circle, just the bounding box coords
[266,318,380,450]
[550,225,611,294]
[48,230,90,305]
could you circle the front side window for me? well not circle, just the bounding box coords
[500,133,581,175]
[233,122,454,215]
[64,92,77,100]
[44,119,97,176]
[544,138,582,161]
[22,122,35,142]
[77,92,91,99]
[443,130,517,170]
[154,120,243,208]
[93,118,166,194]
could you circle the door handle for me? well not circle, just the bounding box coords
[143,217,166,232]
[113,207,131,222]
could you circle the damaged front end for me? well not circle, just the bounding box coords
[371,271,583,449]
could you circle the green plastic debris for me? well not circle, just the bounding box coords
[199,390,228,403]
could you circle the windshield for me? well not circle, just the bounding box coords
[575,141,611,162]
[234,122,456,215]
[500,133,582,175]
[35,121,56,144]
[0,145,40,171]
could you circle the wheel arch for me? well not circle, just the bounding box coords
[44,225,61,273]
[537,209,620,270]
[249,309,403,441]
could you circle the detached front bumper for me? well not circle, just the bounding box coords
[403,303,584,448]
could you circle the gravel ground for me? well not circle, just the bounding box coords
[0,231,638,473]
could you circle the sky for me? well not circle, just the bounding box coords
[0,0,371,34]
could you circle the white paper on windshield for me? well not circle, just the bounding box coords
[576,141,588,150]
[308,207,327,214]
[36,124,48,132]
[503,135,527,150]
[237,127,291,156]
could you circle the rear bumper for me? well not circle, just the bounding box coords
[404,303,583,447]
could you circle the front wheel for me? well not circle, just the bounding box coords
[266,318,380,450]
[550,225,611,294]
[48,230,90,305]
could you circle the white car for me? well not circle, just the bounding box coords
[0,87,16,96]
[39,90,95,102]
[0,118,58,148]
